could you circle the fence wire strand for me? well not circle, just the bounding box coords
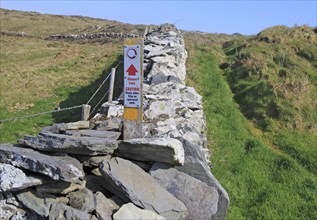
[0,105,84,123]
[86,71,112,105]
[89,90,110,117]
[0,64,120,123]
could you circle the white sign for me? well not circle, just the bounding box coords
[124,45,141,108]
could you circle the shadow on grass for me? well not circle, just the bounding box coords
[52,54,124,123]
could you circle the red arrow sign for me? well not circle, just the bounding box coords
[127,64,138,76]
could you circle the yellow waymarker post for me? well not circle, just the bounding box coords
[123,38,144,140]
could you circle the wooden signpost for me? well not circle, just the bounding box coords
[123,38,143,140]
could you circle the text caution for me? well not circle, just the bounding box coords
[124,45,141,108]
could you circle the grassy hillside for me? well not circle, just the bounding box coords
[218,26,317,175]
[1,9,316,219]
[184,26,317,219]
[0,9,145,142]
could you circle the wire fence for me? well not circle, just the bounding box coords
[0,65,118,124]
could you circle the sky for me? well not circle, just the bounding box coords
[1,1,316,35]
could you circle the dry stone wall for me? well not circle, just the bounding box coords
[0,24,229,220]
[46,32,140,41]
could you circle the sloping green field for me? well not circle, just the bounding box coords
[184,27,317,219]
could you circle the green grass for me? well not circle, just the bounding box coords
[185,46,317,219]
[0,9,131,143]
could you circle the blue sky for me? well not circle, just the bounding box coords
[1,1,316,35]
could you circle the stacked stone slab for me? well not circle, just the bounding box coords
[0,24,228,220]
[142,23,229,219]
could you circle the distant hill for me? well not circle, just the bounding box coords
[1,8,316,220]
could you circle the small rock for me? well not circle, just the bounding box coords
[113,203,165,220]
[40,123,65,134]
[76,155,111,167]
[95,191,119,220]
[116,137,184,165]
[49,202,90,220]
[60,121,90,130]
[68,188,96,212]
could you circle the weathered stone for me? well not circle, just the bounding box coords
[40,123,65,134]
[0,163,45,192]
[96,117,123,131]
[169,129,209,166]
[181,86,203,110]
[99,157,188,219]
[153,118,177,135]
[150,163,219,219]
[68,188,96,212]
[107,105,124,118]
[145,50,169,59]
[144,44,165,53]
[116,137,184,165]
[0,144,84,183]
[19,132,118,155]
[95,191,119,220]
[49,202,90,220]
[36,180,85,195]
[76,155,111,167]
[16,190,58,217]
[100,101,119,114]
[0,192,26,220]
[144,100,175,120]
[150,73,182,85]
[65,129,121,140]
[113,203,165,220]
[175,156,229,220]
[60,121,90,130]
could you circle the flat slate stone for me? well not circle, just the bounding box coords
[150,163,219,219]
[16,190,58,217]
[99,157,188,219]
[0,163,46,192]
[176,156,229,220]
[65,130,121,140]
[116,137,184,165]
[19,132,118,155]
[0,144,84,183]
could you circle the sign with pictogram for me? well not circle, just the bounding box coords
[124,45,141,108]
[123,38,143,140]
